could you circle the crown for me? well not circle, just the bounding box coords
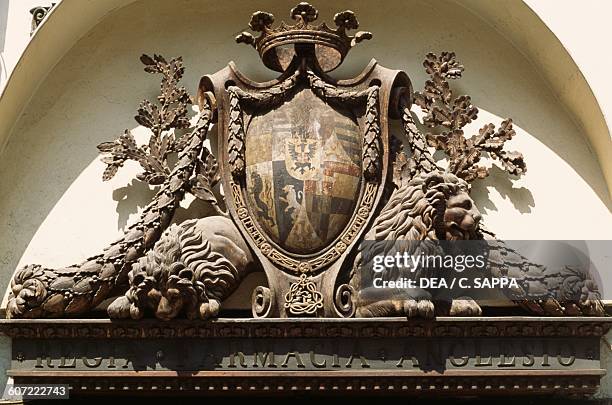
[236,2,372,72]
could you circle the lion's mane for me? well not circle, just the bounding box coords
[350,171,472,290]
[108,217,245,320]
[373,171,470,242]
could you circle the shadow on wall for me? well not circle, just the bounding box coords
[390,115,536,217]
[113,179,156,230]
[470,166,535,215]
[0,0,610,306]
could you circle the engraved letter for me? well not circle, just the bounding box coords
[58,356,76,368]
[309,351,327,368]
[557,343,575,367]
[254,352,277,368]
[82,357,103,368]
[281,352,305,368]
[228,352,248,368]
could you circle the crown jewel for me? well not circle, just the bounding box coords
[236,2,372,72]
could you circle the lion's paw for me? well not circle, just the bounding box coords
[107,296,132,319]
[449,297,482,316]
[417,299,435,319]
[402,299,419,317]
[579,299,605,316]
[199,299,220,319]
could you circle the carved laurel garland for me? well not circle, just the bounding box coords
[398,94,438,178]
[227,88,247,178]
[305,71,371,102]
[362,87,382,180]
[230,70,301,107]
[7,100,215,319]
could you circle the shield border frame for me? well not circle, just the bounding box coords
[200,59,410,278]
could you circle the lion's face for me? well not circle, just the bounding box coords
[443,191,481,240]
[369,170,482,242]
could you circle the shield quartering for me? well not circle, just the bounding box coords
[245,89,362,254]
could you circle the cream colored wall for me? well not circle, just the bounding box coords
[0,0,610,395]
[525,1,612,188]
[525,4,612,399]
[457,0,612,202]
[525,0,612,131]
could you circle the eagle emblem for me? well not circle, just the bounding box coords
[244,89,362,254]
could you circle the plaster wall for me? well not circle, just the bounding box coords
[0,0,610,397]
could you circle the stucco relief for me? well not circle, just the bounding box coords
[5,3,604,321]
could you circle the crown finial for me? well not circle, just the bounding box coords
[334,10,358,31]
[249,11,274,32]
[235,3,372,72]
[290,3,318,25]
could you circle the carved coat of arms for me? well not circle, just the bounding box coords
[7,3,603,320]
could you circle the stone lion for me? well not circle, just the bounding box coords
[107,216,255,320]
[350,171,483,318]
[349,170,604,318]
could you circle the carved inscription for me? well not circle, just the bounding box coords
[12,338,595,372]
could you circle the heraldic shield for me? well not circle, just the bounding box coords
[198,7,410,318]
